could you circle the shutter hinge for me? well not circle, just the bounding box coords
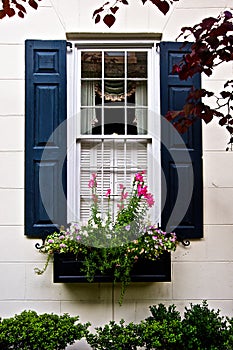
[66,41,73,52]
[156,42,160,53]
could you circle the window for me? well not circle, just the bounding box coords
[25,39,203,240]
[67,44,160,223]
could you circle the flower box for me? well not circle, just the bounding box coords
[53,251,171,283]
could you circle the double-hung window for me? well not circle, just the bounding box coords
[67,43,160,223]
[25,39,203,240]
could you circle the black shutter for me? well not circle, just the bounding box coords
[160,42,203,239]
[25,40,67,238]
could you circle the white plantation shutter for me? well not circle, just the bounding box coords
[79,139,148,221]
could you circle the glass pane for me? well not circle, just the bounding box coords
[81,107,102,135]
[104,107,125,135]
[104,80,125,103]
[81,51,102,78]
[81,81,102,107]
[104,52,124,78]
[127,108,147,135]
[80,139,148,222]
[127,52,147,78]
[127,81,147,106]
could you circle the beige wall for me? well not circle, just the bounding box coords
[0,0,232,348]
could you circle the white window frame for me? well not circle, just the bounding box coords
[67,40,161,225]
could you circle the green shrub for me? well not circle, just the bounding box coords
[147,303,181,323]
[86,319,140,350]
[0,310,90,350]
[138,304,183,349]
[181,300,230,350]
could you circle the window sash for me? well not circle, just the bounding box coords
[67,42,160,224]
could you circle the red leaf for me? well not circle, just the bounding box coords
[110,6,119,14]
[103,14,115,27]
[220,91,231,99]
[95,14,101,24]
[219,116,228,126]
[18,10,24,18]
[226,125,233,133]
[29,0,38,10]
[16,4,27,13]
[150,0,170,15]
[93,6,104,18]
[0,10,6,19]
[6,8,15,17]
[224,11,232,19]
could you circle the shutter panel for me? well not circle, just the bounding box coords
[160,42,203,239]
[25,40,67,238]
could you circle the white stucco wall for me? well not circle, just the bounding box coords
[0,0,232,348]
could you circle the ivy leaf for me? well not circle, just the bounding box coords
[141,0,148,4]
[103,14,116,27]
[121,0,129,4]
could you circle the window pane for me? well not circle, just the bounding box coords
[104,80,125,103]
[104,52,125,78]
[81,51,102,78]
[79,139,148,221]
[81,81,101,107]
[104,107,125,135]
[127,52,147,78]
[127,108,147,135]
[127,81,147,106]
[81,107,102,134]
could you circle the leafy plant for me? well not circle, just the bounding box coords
[86,319,140,350]
[166,10,233,148]
[0,0,41,19]
[138,304,183,349]
[36,171,177,304]
[93,0,180,27]
[181,300,230,350]
[0,310,90,350]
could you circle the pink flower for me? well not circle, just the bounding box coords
[105,188,111,197]
[119,184,125,190]
[145,193,155,207]
[135,172,144,182]
[88,173,97,188]
[137,184,148,197]
[122,191,128,200]
[59,243,67,248]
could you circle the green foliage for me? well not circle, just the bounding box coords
[0,302,232,349]
[36,172,177,305]
[181,300,231,350]
[86,301,233,350]
[86,319,140,350]
[0,310,90,350]
[138,319,183,349]
[147,303,181,323]
[139,304,183,349]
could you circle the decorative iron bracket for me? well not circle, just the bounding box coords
[35,231,50,250]
[176,233,191,247]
